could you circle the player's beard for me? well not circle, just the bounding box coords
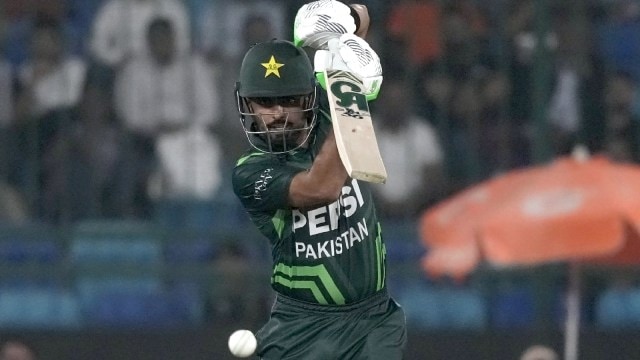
[255,116,308,152]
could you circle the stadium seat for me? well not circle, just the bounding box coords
[381,219,425,264]
[0,223,62,263]
[490,286,536,328]
[0,285,82,329]
[164,237,217,263]
[398,280,487,330]
[69,220,163,264]
[154,197,247,232]
[595,285,640,329]
[80,282,205,328]
[398,281,445,329]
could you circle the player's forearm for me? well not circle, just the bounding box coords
[289,130,348,208]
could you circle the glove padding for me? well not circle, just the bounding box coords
[294,0,356,49]
[314,34,383,100]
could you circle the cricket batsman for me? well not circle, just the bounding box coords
[231,1,407,358]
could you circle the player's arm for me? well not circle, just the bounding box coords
[288,1,382,208]
[288,127,348,209]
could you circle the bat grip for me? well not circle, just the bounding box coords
[349,4,370,38]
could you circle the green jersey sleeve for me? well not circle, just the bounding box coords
[232,153,301,213]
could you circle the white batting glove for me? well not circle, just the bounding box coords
[314,34,383,100]
[294,0,356,50]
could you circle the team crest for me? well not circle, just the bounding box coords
[262,56,284,78]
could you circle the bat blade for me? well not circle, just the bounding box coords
[325,69,387,183]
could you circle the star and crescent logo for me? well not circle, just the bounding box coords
[261,55,284,78]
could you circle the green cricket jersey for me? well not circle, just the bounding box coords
[232,105,387,305]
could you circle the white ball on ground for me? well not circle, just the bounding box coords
[228,329,257,358]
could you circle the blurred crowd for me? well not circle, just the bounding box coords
[0,0,638,225]
[0,0,638,344]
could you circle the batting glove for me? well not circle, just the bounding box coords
[314,34,383,100]
[294,0,356,50]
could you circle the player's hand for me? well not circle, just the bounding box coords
[314,34,383,100]
[294,0,356,49]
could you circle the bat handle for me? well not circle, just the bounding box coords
[349,4,370,38]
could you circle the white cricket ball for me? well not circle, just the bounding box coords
[228,329,257,358]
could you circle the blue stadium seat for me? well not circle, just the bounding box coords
[85,291,174,328]
[595,286,640,329]
[70,220,163,264]
[164,237,216,263]
[0,223,62,263]
[398,280,487,330]
[441,287,488,329]
[80,282,205,328]
[76,277,163,301]
[167,282,206,325]
[154,198,247,232]
[627,288,640,327]
[381,219,425,263]
[0,285,82,329]
[384,241,426,263]
[0,240,61,263]
[398,282,445,329]
[490,286,536,328]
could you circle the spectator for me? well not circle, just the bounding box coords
[446,77,485,189]
[519,345,559,360]
[602,70,640,162]
[14,18,86,123]
[596,0,640,83]
[209,241,262,324]
[546,5,596,156]
[385,0,443,71]
[12,17,87,221]
[505,0,557,131]
[371,74,447,219]
[415,61,454,128]
[476,69,526,175]
[2,0,84,68]
[195,0,286,62]
[0,339,37,360]
[0,181,29,224]
[113,17,221,216]
[90,0,190,68]
[440,0,490,76]
[43,64,122,221]
[196,2,286,166]
[0,50,14,180]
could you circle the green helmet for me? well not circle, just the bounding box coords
[235,39,319,154]
[236,39,316,97]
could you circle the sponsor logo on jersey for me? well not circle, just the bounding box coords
[294,217,368,259]
[292,179,369,259]
[254,168,273,200]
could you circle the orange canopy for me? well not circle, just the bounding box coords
[420,155,640,279]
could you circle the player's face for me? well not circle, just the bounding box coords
[249,96,309,149]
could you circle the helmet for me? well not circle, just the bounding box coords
[237,39,316,97]
[235,39,319,154]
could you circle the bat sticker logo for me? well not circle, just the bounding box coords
[330,78,369,120]
[338,108,364,119]
[330,80,368,111]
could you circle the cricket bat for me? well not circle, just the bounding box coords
[325,68,387,183]
[324,3,386,184]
